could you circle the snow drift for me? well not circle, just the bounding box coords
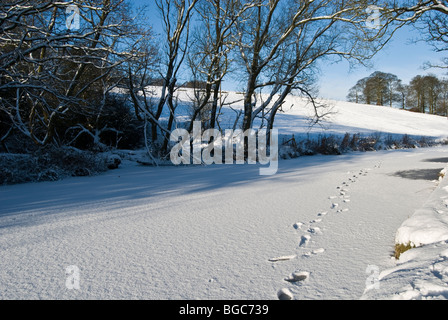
[395,167,448,248]
[362,165,448,300]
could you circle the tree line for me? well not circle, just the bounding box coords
[0,0,447,159]
[347,71,448,116]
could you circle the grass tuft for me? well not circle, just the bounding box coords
[394,242,416,260]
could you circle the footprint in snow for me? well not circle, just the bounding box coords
[293,222,304,230]
[285,271,310,283]
[269,255,297,263]
[307,227,322,235]
[277,288,294,300]
[303,248,325,257]
[299,235,311,247]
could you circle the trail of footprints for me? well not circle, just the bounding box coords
[273,164,381,300]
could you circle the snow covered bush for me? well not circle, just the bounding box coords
[315,135,342,155]
[106,154,122,170]
[280,132,439,159]
[0,147,110,185]
[0,154,36,184]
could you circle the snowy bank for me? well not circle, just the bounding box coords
[362,165,448,300]
[395,167,448,248]
[362,241,448,299]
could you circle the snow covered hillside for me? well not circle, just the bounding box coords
[1,88,448,301]
[147,86,448,142]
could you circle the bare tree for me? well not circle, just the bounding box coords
[395,79,409,110]
[146,0,198,147]
[408,74,441,114]
[409,75,442,114]
[380,1,448,68]
[424,74,442,114]
[186,0,255,133]
[231,0,390,138]
[347,78,368,104]
[439,78,448,116]
[0,0,149,147]
[348,71,402,107]
[367,71,401,106]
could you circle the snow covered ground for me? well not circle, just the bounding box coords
[0,146,447,300]
[1,89,448,300]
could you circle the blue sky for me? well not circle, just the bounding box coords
[317,26,448,101]
[135,1,447,101]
